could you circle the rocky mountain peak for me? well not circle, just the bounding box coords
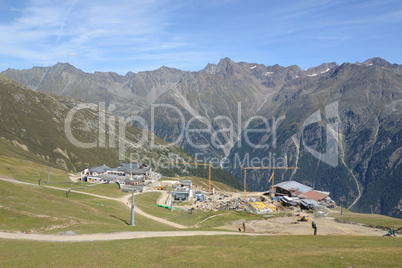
[305,62,338,77]
[53,62,75,69]
[155,65,178,72]
[199,58,240,75]
[200,63,218,75]
[50,62,83,75]
[215,57,241,75]
[218,57,234,65]
[360,57,402,75]
[362,57,392,68]
[125,71,135,77]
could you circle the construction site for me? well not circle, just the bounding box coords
[60,162,401,237]
[152,164,333,215]
[154,177,334,213]
[146,176,400,236]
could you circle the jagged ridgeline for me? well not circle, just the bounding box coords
[0,74,241,189]
[2,57,401,217]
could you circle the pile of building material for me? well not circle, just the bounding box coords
[193,196,247,211]
[190,195,280,214]
[249,202,273,213]
[246,197,278,214]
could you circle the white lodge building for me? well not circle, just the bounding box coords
[80,163,152,185]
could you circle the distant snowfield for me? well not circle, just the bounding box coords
[307,67,332,77]
[321,68,330,73]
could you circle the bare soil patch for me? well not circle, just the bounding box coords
[218,214,388,236]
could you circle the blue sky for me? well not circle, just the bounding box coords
[0,0,401,74]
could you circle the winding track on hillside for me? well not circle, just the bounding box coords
[0,177,269,242]
[0,177,187,229]
[45,185,189,229]
[0,177,394,241]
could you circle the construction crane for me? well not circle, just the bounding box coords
[242,166,299,199]
[170,162,213,193]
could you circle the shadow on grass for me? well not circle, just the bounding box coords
[109,215,129,225]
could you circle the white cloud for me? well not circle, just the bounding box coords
[0,0,193,68]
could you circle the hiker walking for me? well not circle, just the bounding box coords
[383,228,396,237]
[312,221,317,235]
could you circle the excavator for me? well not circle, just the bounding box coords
[295,214,309,222]
[300,215,309,221]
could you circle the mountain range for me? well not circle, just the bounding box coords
[0,74,241,189]
[2,57,401,217]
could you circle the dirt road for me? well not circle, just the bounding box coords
[0,230,265,242]
[0,177,37,186]
[156,190,169,205]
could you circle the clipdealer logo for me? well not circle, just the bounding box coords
[64,101,339,168]
[302,101,339,167]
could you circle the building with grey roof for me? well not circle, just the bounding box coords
[81,162,152,184]
[173,179,193,201]
[89,165,110,175]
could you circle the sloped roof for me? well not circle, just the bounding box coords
[301,199,320,209]
[118,163,141,170]
[89,165,110,174]
[118,163,151,174]
[299,190,330,201]
[108,168,121,171]
[274,181,312,194]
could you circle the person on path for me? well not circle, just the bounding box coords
[312,221,317,235]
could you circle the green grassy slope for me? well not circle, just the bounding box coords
[330,208,402,230]
[1,236,401,267]
[0,156,71,183]
[0,179,176,234]
[0,156,244,233]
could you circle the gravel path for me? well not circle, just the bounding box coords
[0,231,265,242]
[0,177,37,185]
